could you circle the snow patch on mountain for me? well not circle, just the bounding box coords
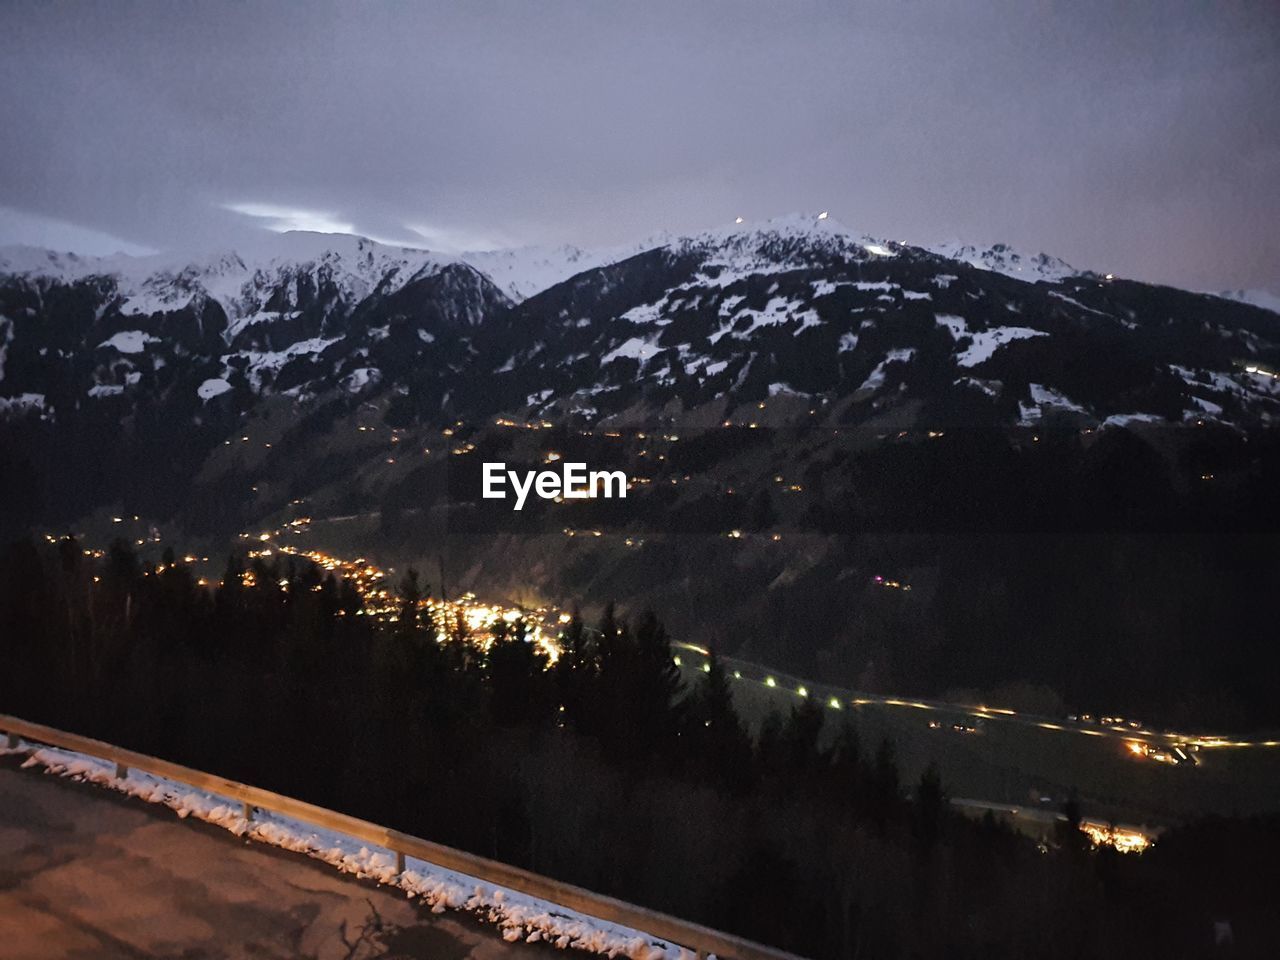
[224,336,342,392]
[197,378,232,401]
[100,330,160,353]
[1029,382,1087,413]
[925,241,1080,283]
[936,314,1047,367]
[603,334,664,365]
[463,245,613,302]
[1102,412,1165,429]
[3,233,458,322]
[0,392,50,418]
[859,348,915,393]
[0,315,12,381]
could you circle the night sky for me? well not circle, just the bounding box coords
[1,0,1276,292]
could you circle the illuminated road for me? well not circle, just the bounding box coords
[670,642,1280,753]
[0,761,542,960]
[86,512,1272,756]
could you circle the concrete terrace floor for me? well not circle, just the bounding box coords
[0,759,546,960]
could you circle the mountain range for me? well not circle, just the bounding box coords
[2,213,1276,437]
[4,213,1280,723]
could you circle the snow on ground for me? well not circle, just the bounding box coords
[1186,396,1225,418]
[343,368,381,392]
[222,336,342,392]
[858,348,915,392]
[462,245,607,302]
[1028,382,1087,414]
[0,391,50,417]
[768,382,804,397]
[1170,364,1280,403]
[955,377,1001,398]
[619,299,674,327]
[935,314,1047,367]
[462,235,666,303]
[935,314,967,339]
[925,241,1080,283]
[225,310,295,342]
[1101,413,1165,429]
[87,384,125,398]
[602,334,664,365]
[2,233,457,324]
[1047,290,1110,317]
[3,739,699,960]
[100,330,160,353]
[197,378,232,401]
[0,315,12,381]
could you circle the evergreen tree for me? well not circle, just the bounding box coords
[869,737,901,827]
[781,695,828,782]
[552,606,596,733]
[485,617,554,728]
[912,761,945,854]
[684,649,752,791]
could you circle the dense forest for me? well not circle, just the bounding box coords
[2,537,1277,958]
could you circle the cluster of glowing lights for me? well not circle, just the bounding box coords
[872,575,912,592]
[1126,740,1198,765]
[494,417,555,430]
[265,544,568,662]
[1080,822,1152,854]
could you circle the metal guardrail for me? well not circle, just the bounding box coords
[0,713,807,960]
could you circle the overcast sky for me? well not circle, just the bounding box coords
[1,0,1277,292]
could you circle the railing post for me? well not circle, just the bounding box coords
[5,732,17,750]
[115,762,128,779]
[395,849,406,874]
[242,801,253,822]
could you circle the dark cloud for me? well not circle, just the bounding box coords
[1,0,1276,289]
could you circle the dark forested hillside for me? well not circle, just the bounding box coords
[4,537,1277,959]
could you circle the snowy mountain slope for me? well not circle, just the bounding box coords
[460,215,1280,432]
[4,213,1280,541]
[460,232,680,302]
[3,215,1278,440]
[0,232,465,323]
[458,213,881,303]
[923,240,1082,283]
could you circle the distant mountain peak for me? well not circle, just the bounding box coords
[0,231,464,321]
[923,239,1081,283]
[1214,288,1280,316]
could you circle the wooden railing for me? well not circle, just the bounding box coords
[0,713,807,960]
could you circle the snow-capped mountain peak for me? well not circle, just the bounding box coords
[923,240,1081,283]
[461,244,607,302]
[0,231,462,321]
